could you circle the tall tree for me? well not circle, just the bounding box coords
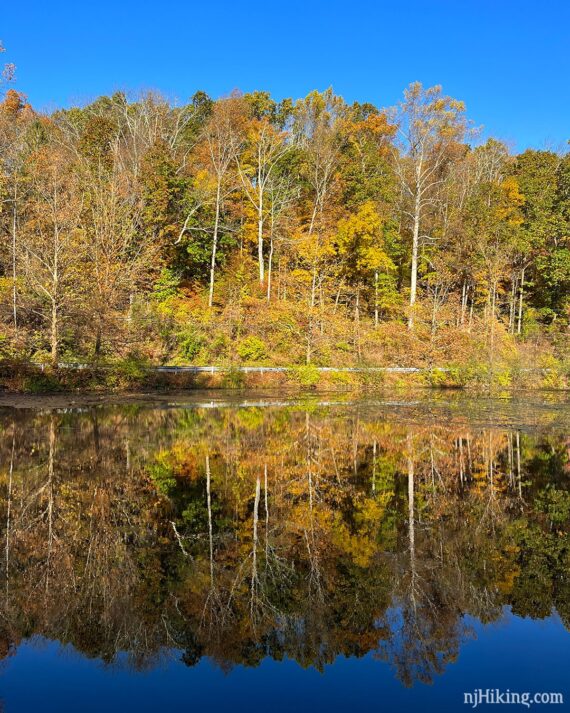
[20,144,84,362]
[184,96,244,307]
[0,91,32,333]
[393,83,468,329]
[237,115,289,285]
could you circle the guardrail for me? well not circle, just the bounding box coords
[28,363,431,374]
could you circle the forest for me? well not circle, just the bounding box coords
[0,44,569,388]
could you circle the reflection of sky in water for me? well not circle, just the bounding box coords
[2,613,568,713]
[0,397,568,712]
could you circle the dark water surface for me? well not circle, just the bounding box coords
[0,392,568,712]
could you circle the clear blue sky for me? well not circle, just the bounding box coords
[2,0,569,151]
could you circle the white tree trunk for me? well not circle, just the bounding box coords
[257,188,264,284]
[517,266,526,335]
[408,193,421,330]
[208,183,222,308]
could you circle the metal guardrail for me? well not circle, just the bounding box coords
[27,363,430,374]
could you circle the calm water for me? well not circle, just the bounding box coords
[0,392,568,712]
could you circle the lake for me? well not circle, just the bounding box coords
[0,392,568,712]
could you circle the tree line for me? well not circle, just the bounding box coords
[0,58,568,373]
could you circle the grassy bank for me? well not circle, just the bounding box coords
[1,358,568,395]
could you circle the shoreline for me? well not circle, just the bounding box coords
[0,386,568,412]
[1,361,568,397]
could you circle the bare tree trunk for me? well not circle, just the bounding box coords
[515,431,522,499]
[51,215,60,364]
[208,183,222,308]
[5,427,15,591]
[264,464,269,562]
[127,292,134,325]
[408,193,421,330]
[354,288,361,360]
[266,235,274,302]
[407,433,416,608]
[51,299,59,364]
[308,202,318,237]
[257,190,264,284]
[250,473,261,610]
[319,282,325,336]
[374,271,379,328]
[489,280,497,383]
[517,266,526,335]
[11,193,17,331]
[310,266,317,308]
[305,317,312,365]
[46,416,56,593]
[508,275,517,333]
[460,280,467,327]
[488,430,494,486]
[507,432,514,487]
[206,455,214,587]
[431,286,438,337]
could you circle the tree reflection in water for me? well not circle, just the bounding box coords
[0,400,568,685]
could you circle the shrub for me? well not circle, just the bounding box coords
[495,368,512,388]
[538,355,565,389]
[148,458,177,496]
[22,370,63,393]
[114,353,150,380]
[291,364,320,388]
[358,369,385,390]
[222,365,245,388]
[426,366,463,388]
[428,368,450,387]
[153,268,181,303]
[210,333,228,358]
[179,330,204,361]
[237,336,267,362]
[329,369,355,387]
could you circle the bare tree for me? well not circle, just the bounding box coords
[393,83,467,329]
[237,117,289,285]
[20,146,84,362]
[184,97,244,307]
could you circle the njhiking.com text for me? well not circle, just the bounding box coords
[464,689,564,708]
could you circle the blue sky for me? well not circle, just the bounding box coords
[2,0,569,150]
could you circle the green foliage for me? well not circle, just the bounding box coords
[22,370,63,393]
[237,407,265,429]
[428,367,460,387]
[237,336,267,362]
[148,457,177,496]
[538,355,566,389]
[291,364,320,388]
[153,268,181,303]
[221,365,245,388]
[536,486,570,527]
[179,330,204,362]
[113,353,151,380]
[328,369,355,387]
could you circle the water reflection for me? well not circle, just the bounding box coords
[0,399,568,688]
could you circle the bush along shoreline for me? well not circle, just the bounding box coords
[0,359,567,394]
